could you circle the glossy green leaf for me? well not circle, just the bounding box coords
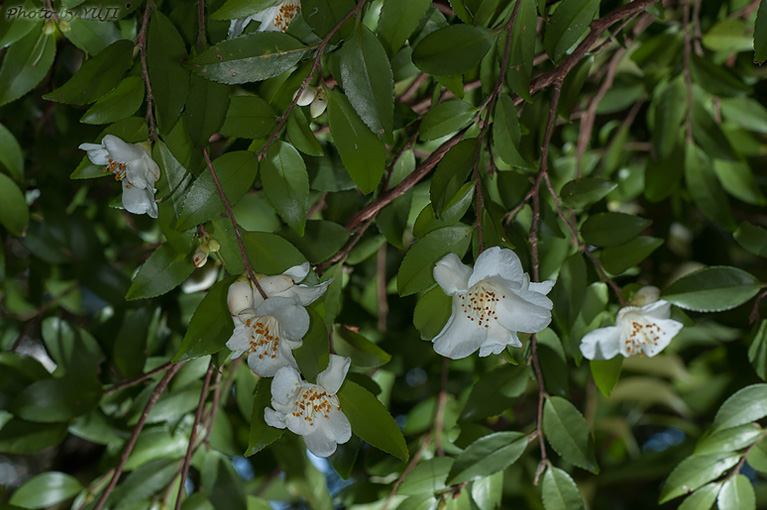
[0,122,24,180]
[184,74,230,147]
[413,286,452,340]
[80,76,145,125]
[211,0,275,19]
[413,182,474,238]
[212,221,307,275]
[8,472,82,509]
[581,212,651,247]
[678,482,721,510]
[378,0,431,56]
[651,76,687,163]
[749,320,767,381]
[287,110,323,156]
[460,364,530,422]
[41,317,103,377]
[685,143,736,231]
[327,89,386,194]
[420,100,475,142]
[107,458,179,509]
[661,266,760,313]
[718,475,755,510]
[590,357,623,398]
[0,420,68,454]
[261,141,309,236]
[0,172,29,236]
[177,151,258,230]
[174,276,238,361]
[694,423,763,455]
[712,160,767,206]
[543,396,599,473]
[147,10,189,133]
[10,376,101,423]
[292,307,329,382]
[447,431,527,484]
[412,25,495,76]
[279,220,349,264]
[337,380,408,461]
[340,24,394,137]
[560,178,617,209]
[543,0,599,62]
[126,243,195,300]
[492,95,531,169]
[599,236,663,274]
[302,0,356,39]
[247,379,284,456]
[506,0,536,102]
[713,384,767,431]
[430,138,477,214]
[399,457,453,495]
[0,29,55,106]
[754,0,767,64]
[541,466,585,510]
[397,224,473,296]
[220,95,277,139]
[333,327,391,368]
[44,39,132,105]
[189,32,307,84]
[659,453,739,504]
[720,96,767,134]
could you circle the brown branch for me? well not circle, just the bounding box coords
[381,434,432,510]
[750,289,767,324]
[104,361,174,395]
[175,361,215,510]
[203,146,268,300]
[197,0,205,53]
[307,191,328,219]
[203,367,224,448]
[317,218,375,273]
[727,429,767,480]
[411,80,482,115]
[398,72,428,103]
[93,362,185,510]
[258,0,367,160]
[137,0,156,140]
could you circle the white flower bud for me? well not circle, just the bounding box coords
[631,285,660,307]
[310,88,327,118]
[294,86,317,106]
[227,279,255,317]
[193,249,208,268]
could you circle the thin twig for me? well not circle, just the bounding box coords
[104,361,174,395]
[203,367,225,448]
[317,218,375,273]
[381,434,432,510]
[377,245,388,331]
[137,0,156,140]
[307,191,328,219]
[750,289,767,324]
[202,146,268,300]
[197,0,205,53]
[94,362,185,510]
[175,361,216,510]
[398,72,428,103]
[727,429,767,480]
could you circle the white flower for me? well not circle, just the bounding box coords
[265,355,352,457]
[580,286,683,360]
[431,246,555,359]
[228,0,301,37]
[309,87,327,118]
[79,135,160,218]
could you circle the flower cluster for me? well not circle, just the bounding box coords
[79,135,160,218]
[228,0,301,37]
[226,263,351,457]
[294,85,328,118]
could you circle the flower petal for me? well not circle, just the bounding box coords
[264,407,287,429]
[121,182,158,218]
[289,279,332,306]
[478,324,521,357]
[271,366,303,405]
[283,262,310,282]
[433,253,472,296]
[529,280,556,295]
[102,134,145,163]
[228,16,256,38]
[247,349,297,377]
[303,429,340,457]
[580,326,622,360]
[317,354,350,394]
[228,280,256,318]
[432,306,488,359]
[495,289,552,334]
[286,409,315,436]
[638,299,672,320]
[638,318,683,357]
[255,297,310,341]
[225,324,251,356]
[252,5,280,31]
[79,144,110,165]
[467,246,524,288]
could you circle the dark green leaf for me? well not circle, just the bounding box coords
[41,317,103,378]
[590,357,623,398]
[651,76,686,163]
[713,384,767,431]
[333,327,391,368]
[430,138,477,214]
[659,453,739,503]
[541,466,586,510]
[684,143,735,229]
[413,286,452,340]
[147,10,189,133]
[749,320,767,381]
[303,0,356,39]
[460,364,529,422]
[561,178,617,209]
[420,101,475,142]
[378,0,431,56]
[678,482,721,510]
[80,76,145,125]
[754,0,767,63]
[719,475,755,510]
[694,424,763,455]
[412,25,495,76]
[261,141,309,235]
[543,396,599,473]
[211,0,275,19]
[399,457,453,495]
[247,379,284,456]
[126,243,195,300]
[661,266,760,313]
[278,220,349,264]
[581,212,651,247]
[492,95,531,169]
[0,172,29,236]
[599,236,663,274]
[0,122,24,180]
[413,182,474,238]
[543,0,599,63]
[712,160,767,206]
[0,29,55,106]
[10,377,102,423]
[8,472,82,509]
[397,225,473,296]
[184,74,230,147]
[447,431,527,484]
[0,420,68,454]
[506,0,536,102]
[220,95,277,139]
[292,308,329,382]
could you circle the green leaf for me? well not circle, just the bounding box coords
[0,28,55,106]
[447,431,527,484]
[220,95,277,139]
[337,380,408,461]
[590,357,623,398]
[754,0,767,64]
[247,379,284,456]
[10,376,101,423]
[560,178,617,209]
[659,453,739,504]
[543,396,599,473]
[302,0,356,39]
[645,143,684,202]
[211,0,275,19]
[340,25,394,137]
[492,95,531,169]
[506,0,536,102]
[397,225,473,296]
[0,122,24,180]
[543,0,599,63]
[651,76,687,163]
[213,222,307,275]
[678,482,721,510]
[412,25,495,76]
[685,144,736,231]
[661,266,760,313]
[712,160,767,207]
[378,0,431,56]
[287,110,323,156]
[0,419,68,454]
[720,96,767,134]
[420,101,476,142]
[292,308,329,382]
[399,457,453,495]
[581,212,651,247]
[174,276,238,361]
[413,182,474,238]
[413,286,452,340]
[713,384,767,431]
[80,76,145,125]
[261,141,309,236]
[460,364,529,422]
[278,220,349,264]
[694,424,763,455]
[177,150,258,230]
[599,236,663,274]
[333,327,391,368]
[702,18,753,55]
[0,172,29,236]
[41,317,103,378]
[430,139,477,214]
[184,74,230,147]
[126,243,195,300]
[8,472,83,509]
[541,466,586,510]
[749,320,767,381]
[147,10,189,133]
[189,32,307,85]
[107,458,179,509]
[327,90,386,194]
[718,475,755,510]
[44,39,132,105]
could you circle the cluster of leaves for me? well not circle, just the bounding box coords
[2,0,767,509]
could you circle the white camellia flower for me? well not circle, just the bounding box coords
[265,355,352,457]
[228,0,301,37]
[226,262,332,377]
[79,135,160,218]
[432,246,555,359]
[580,286,684,360]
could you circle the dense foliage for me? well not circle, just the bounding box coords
[2,0,767,508]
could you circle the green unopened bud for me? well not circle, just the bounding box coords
[57,19,71,32]
[42,20,56,35]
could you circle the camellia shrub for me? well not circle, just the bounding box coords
[2,0,767,508]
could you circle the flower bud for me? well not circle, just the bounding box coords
[57,19,71,32]
[294,85,317,106]
[631,285,660,307]
[310,88,327,118]
[258,274,294,295]
[227,279,254,316]
[193,249,208,268]
[42,20,56,35]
